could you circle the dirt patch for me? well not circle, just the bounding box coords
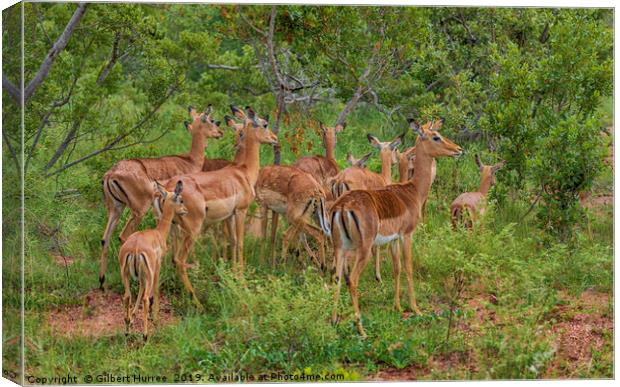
[373,363,430,381]
[544,289,613,377]
[52,255,75,267]
[581,194,613,210]
[46,289,177,338]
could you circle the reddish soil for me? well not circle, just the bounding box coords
[52,255,75,267]
[373,289,612,380]
[46,289,177,338]
[544,289,613,378]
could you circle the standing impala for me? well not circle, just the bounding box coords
[99,106,222,289]
[163,106,277,307]
[450,154,503,229]
[119,181,187,341]
[329,119,462,336]
[330,133,404,281]
[255,165,330,269]
[294,122,345,198]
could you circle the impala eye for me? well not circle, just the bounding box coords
[433,135,441,142]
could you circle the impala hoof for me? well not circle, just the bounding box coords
[143,334,148,342]
[99,275,106,290]
[375,274,382,283]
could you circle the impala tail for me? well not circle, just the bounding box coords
[315,196,332,237]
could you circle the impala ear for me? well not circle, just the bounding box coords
[492,161,505,173]
[154,181,167,200]
[367,134,381,149]
[475,154,483,170]
[184,121,191,131]
[224,115,236,127]
[432,117,445,131]
[201,114,208,123]
[408,119,426,139]
[389,133,405,150]
[335,122,346,132]
[244,106,256,120]
[230,105,245,120]
[319,122,327,133]
[263,114,269,123]
[174,180,183,199]
[356,152,372,168]
[346,152,355,165]
[204,104,213,115]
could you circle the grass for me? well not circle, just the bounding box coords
[2,104,614,381]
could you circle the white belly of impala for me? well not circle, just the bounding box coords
[374,233,399,246]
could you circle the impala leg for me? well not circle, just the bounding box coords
[390,240,402,312]
[132,278,145,321]
[270,211,279,267]
[260,206,269,257]
[234,209,248,274]
[142,281,152,341]
[374,246,382,283]
[100,203,123,289]
[175,231,203,310]
[152,262,161,325]
[119,206,148,243]
[402,235,421,315]
[331,244,345,325]
[227,216,237,271]
[302,224,326,271]
[281,222,302,264]
[421,198,428,223]
[121,265,132,335]
[223,220,232,262]
[348,245,372,338]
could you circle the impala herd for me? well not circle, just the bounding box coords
[99,105,502,340]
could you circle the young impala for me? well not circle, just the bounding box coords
[450,154,503,229]
[119,181,187,341]
[329,119,462,337]
[163,106,277,307]
[99,106,222,289]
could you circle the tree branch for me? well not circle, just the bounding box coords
[2,129,20,173]
[23,3,88,103]
[3,74,21,104]
[45,85,178,177]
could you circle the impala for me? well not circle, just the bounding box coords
[330,133,404,281]
[99,106,222,288]
[256,165,330,269]
[450,154,503,229]
[119,181,187,341]
[163,106,277,307]
[294,122,345,198]
[329,119,462,336]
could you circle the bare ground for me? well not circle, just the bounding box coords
[374,289,612,380]
[46,289,177,338]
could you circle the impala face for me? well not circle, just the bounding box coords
[409,118,463,158]
[231,105,278,145]
[320,122,345,146]
[187,105,223,139]
[476,154,504,187]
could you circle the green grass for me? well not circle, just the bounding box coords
[3,105,614,381]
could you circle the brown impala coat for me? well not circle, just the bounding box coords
[294,122,345,198]
[329,119,462,337]
[255,165,330,268]
[119,181,187,341]
[99,106,222,288]
[163,106,278,308]
[450,155,503,228]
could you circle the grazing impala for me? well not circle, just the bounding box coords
[163,106,277,307]
[119,181,187,341]
[294,122,345,198]
[330,133,404,281]
[99,106,222,288]
[256,165,330,269]
[450,154,503,229]
[329,119,462,336]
